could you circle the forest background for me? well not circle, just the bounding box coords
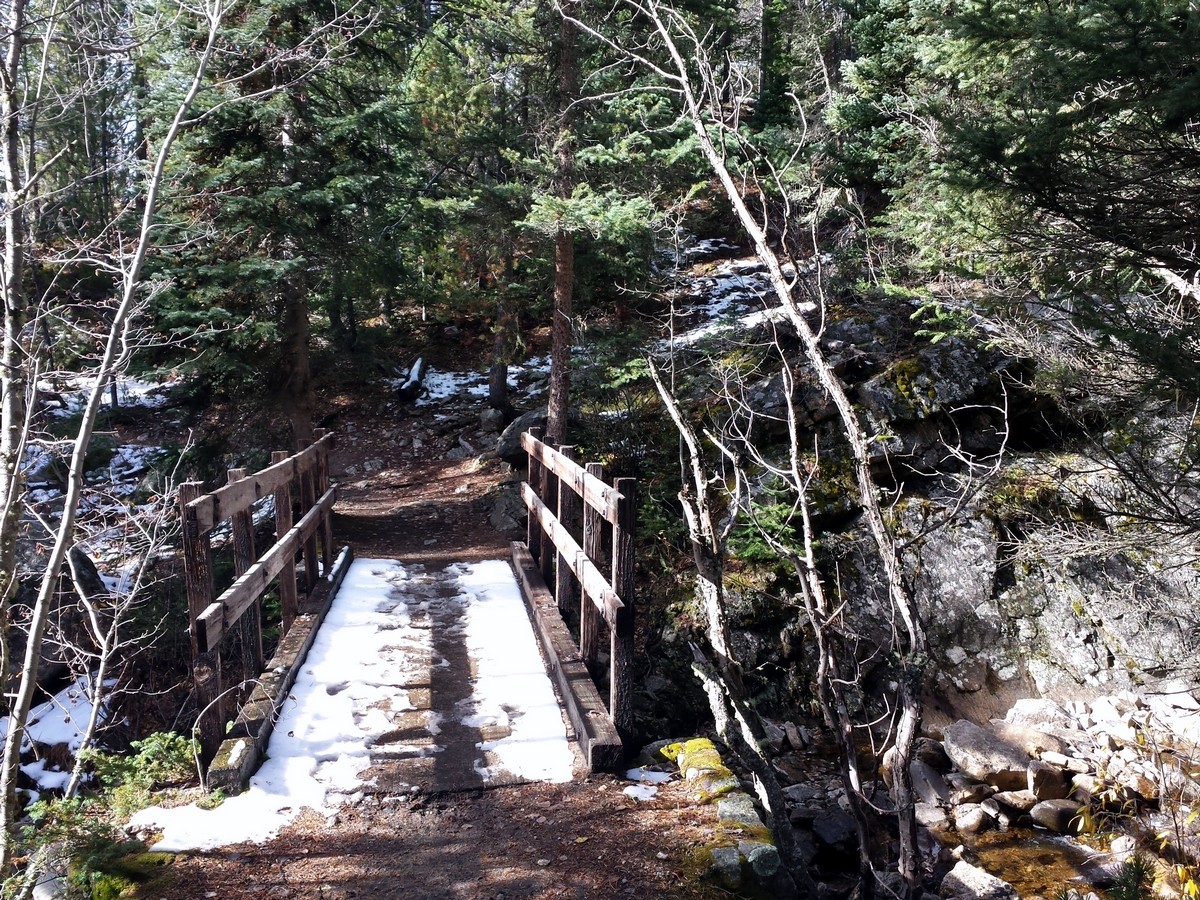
[0,0,1197,895]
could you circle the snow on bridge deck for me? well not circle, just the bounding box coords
[132,558,575,852]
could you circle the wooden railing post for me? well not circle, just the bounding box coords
[538,449,555,590]
[272,450,299,633]
[179,481,223,761]
[298,456,319,595]
[555,446,578,615]
[581,461,603,668]
[526,426,545,563]
[228,468,264,677]
[610,477,636,744]
[314,429,334,574]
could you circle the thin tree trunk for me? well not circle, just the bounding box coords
[0,0,30,712]
[566,5,928,889]
[0,6,224,862]
[546,0,579,446]
[488,305,513,414]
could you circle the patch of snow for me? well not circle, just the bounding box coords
[131,557,572,851]
[0,675,108,754]
[623,784,659,801]
[625,767,672,784]
[660,305,807,351]
[0,675,114,792]
[21,759,71,793]
[454,561,575,784]
[46,375,176,417]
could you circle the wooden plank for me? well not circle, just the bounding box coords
[522,431,623,525]
[580,462,604,670]
[610,477,636,744]
[538,447,554,589]
[299,462,319,594]
[521,482,622,627]
[198,485,337,652]
[188,433,335,534]
[314,429,334,573]
[510,542,622,772]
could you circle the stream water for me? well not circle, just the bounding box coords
[962,827,1102,897]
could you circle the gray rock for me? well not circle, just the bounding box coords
[1005,699,1077,731]
[740,840,780,877]
[980,798,1012,830]
[915,737,952,769]
[940,860,1019,899]
[991,720,1069,757]
[916,802,950,829]
[479,407,506,433]
[763,722,787,754]
[813,807,857,848]
[496,408,547,465]
[991,789,1038,812]
[1042,750,1091,773]
[1030,798,1083,833]
[953,803,992,835]
[1028,760,1069,800]
[709,845,742,887]
[946,773,995,805]
[912,758,952,807]
[783,721,808,750]
[782,783,819,804]
[717,792,762,828]
[488,486,526,532]
[942,720,1031,791]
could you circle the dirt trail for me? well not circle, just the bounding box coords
[151,406,728,900]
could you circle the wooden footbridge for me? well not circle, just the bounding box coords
[176,428,636,792]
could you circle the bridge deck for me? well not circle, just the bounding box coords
[134,557,576,851]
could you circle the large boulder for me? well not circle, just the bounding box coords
[1030,798,1084,834]
[942,720,1031,791]
[990,720,1069,758]
[496,408,547,466]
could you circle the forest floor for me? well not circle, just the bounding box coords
[144,394,734,900]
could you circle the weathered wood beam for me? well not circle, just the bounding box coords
[521,482,622,628]
[187,432,335,535]
[196,484,337,653]
[511,542,623,771]
[521,431,624,525]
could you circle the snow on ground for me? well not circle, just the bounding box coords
[391,355,553,409]
[0,675,112,795]
[130,557,572,852]
[456,561,576,783]
[41,374,177,417]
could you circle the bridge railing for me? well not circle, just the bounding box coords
[178,430,338,759]
[513,426,635,769]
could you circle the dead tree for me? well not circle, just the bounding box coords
[567,1,930,892]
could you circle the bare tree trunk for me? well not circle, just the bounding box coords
[0,5,224,863]
[0,0,30,710]
[281,288,314,449]
[488,305,514,415]
[649,360,816,894]
[568,4,929,890]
